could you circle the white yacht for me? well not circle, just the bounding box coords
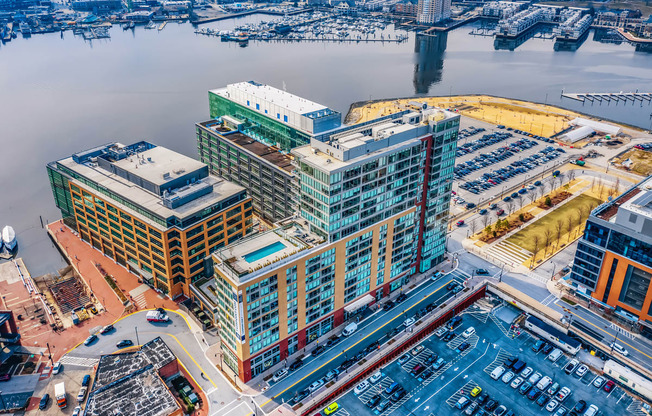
[2,226,16,250]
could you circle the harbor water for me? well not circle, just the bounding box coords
[0,16,651,276]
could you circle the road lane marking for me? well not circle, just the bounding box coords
[261,279,455,407]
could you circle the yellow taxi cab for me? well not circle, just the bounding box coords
[324,402,339,415]
[470,386,482,397]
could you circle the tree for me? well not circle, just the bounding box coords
[568,169,576,182]
[507,200,515,215]
[481,214,490,230]
[469,219,477,236]
[543,228,553,256]
[531,234,541,268]
[597,178,605,199]
[526,193,535,206]
[545,196,552,207]
[554,218,564,248]
[566,214,574,242]
[517,197,525,211]
[591,176,597,192]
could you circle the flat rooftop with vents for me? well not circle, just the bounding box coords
[51,141,246,227]
[85,337,181,416]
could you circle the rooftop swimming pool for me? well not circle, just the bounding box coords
[243,241,287,263]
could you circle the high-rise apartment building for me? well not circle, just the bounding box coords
[200,81,344,222]
[417,0,451,25]
[569,175,652,338]
[190,107,459,381]
[47,141,253,298]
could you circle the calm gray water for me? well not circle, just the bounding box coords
[1,16,651,276]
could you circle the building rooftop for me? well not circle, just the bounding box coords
[198,121,295,174]
[293,108,458,172]
[109,146,206,188]
[93,337,176,390]
[84,367,179,416]
[212,81,330,116]
[85,337,179,416]
[212,220,324,283]
[54,141,246,227]
[594,175,652,226]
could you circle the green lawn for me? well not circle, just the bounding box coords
[507,194,602,254]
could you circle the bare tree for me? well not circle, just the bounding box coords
[526,193,535,206]
[507,200,515,215]
[597,178,605,199]
[554,218,564,248]
[543,228,554,256]
[517,196,525,212]
[481,213,490,230]
[566,215,574,242]
[469,219,478,236]
[531,234,541,268]
[591,176,597,192]
[568,169,577,182]
[614,177,621,195]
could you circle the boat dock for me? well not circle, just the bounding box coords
[562,91,652,104]
[158,21,167,31]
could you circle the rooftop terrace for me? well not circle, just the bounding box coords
[198,121,295,174]
[594,175,652,222]
[212,220,324,283]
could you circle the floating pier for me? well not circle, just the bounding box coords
[561,92,652,104]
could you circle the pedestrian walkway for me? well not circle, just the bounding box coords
[485,241,532,267]
[129,284,150,310]
[59,355,100,368]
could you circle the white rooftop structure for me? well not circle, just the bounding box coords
[570,117,621,136]
[210,81,342,135]
[562,125,594,143]
[614,176,652,233]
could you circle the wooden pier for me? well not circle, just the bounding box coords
[561,91,652,105]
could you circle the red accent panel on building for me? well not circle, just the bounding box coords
[415,135,434,270]
[333,308,345,328]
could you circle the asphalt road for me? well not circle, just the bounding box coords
[255,270,469,413]
[60,310,242,416]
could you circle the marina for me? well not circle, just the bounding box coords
[562,92,652,105]
[194,12,408,44]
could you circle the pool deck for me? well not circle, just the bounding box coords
[217,231,301,273]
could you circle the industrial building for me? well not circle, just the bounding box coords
[195,105,459,381]
[84,337,182,416]
[568,175,652,339]
[47,141,253,299]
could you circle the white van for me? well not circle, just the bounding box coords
[342,322,358,337]
[611,343,629,356]
[547,348,563,362]
[490,366,506,380]
[462,327,476,339]
[536,376,552,391]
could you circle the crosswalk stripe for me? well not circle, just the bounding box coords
[59,355,99,368]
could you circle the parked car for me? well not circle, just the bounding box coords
[52,362,63,375]
[575,364,588,378]
[546,399,559,412]
[385,382,400,395]
[471,386,482,397]
[564,359,579,374]
[484,399,498,411]
[289,360,303,371]
[272,368,288,382]
[536,393,549,407]
[100,324,114,334]
[556,386,571,401]
[398,354,411,364]
[542,343,554,354]
[39,393,50,410]
[82,374,91,387]
[369,371,383,384]
[366,394,382,408]
[457,342,471,353]
[510,377,523,389]
[519,381,532,395]
[547,382,560,396]
[527,387,542,401]
[325,368,340,381]
[475,269,489,275]
[603,380,615,392]
[0,374,10,382]
[376,399,391,412]
[572,400,587,413]
[501,371,515,383]
[456,220,465,226]
[584,404,599,416]
[72,406,82,416]
[435,327,449,337]
[433,358,446,370]
[456,396,471,410]
[490,366,506,380]
[464,402,479,415]
[324,402,339,415]
[520,367,533,378]
[391,387,406,402]
[496,209,505,216]
[116,339,133,348]
[84,334,98,346]
[77,386,88,403]
[462,327,476,338]
[493,405,507,416]
[355,381,370,395]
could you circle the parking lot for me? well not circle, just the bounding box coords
[331,302,644,416]
[451,117,578,213]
